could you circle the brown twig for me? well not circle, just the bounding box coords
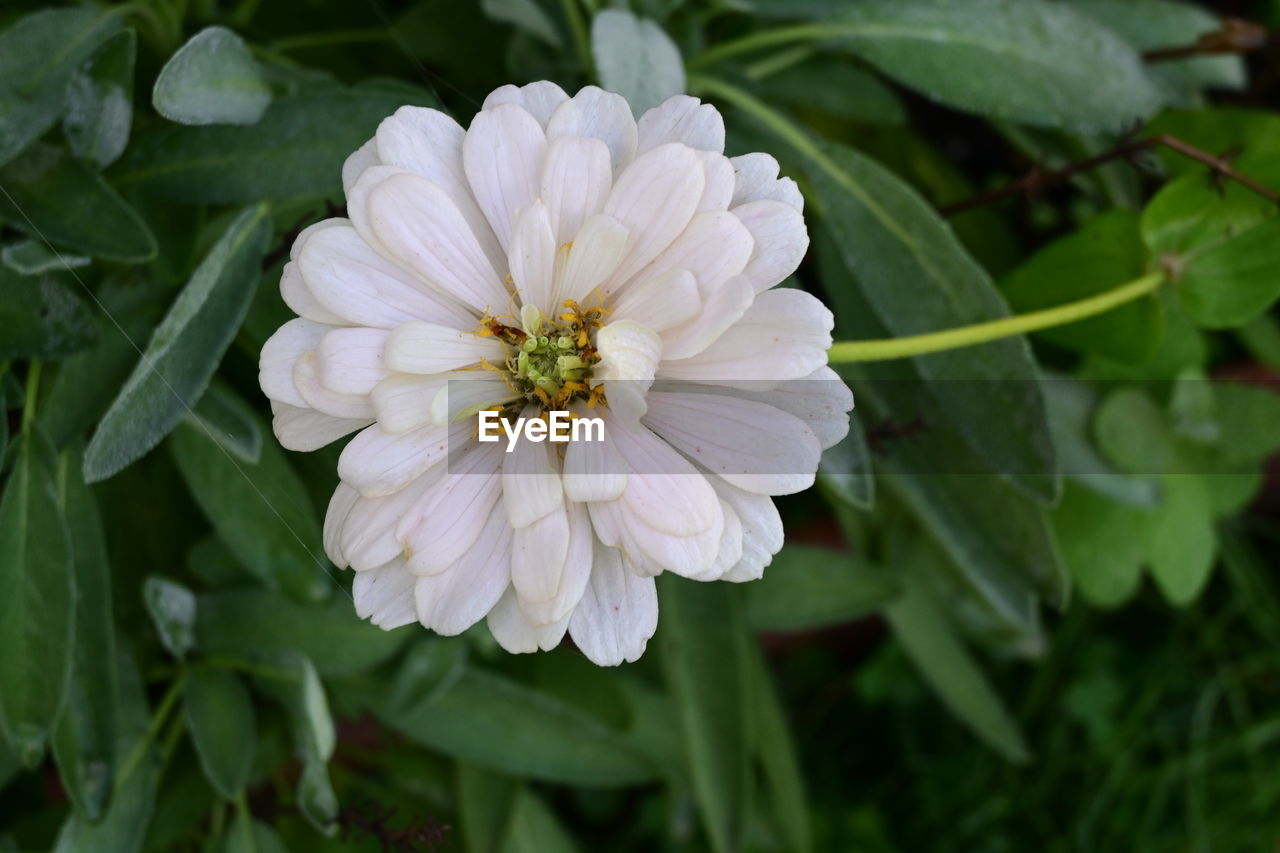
[939,133,1280,216]
[1142,18,1269,62]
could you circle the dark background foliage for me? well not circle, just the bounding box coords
[2,0,1280,850]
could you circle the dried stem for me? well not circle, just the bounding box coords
[1142,18,1269,62]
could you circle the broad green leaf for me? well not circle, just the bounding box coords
[1093,387,1174,475]
[152,26,271,126]
[591,9,684,114]
[819,0,1161,132]
[1043,378,1159,507]
[1050,483,1146,607]
[183,381,263,464]
[51,449,118,821]
[62,28,136,167]
[83,204,270,482]
[1146,108,1280,176]
[1144,474,1215,606]
[143,576,196,658]
[809,147,1059,503]
[184,667,256,798]
[658,578,750,853]
[373,668,657,786]
[297,755,338,835]
[195,589,406,677]
[222,811,289,853]
[1238,313,1280,370]
[0,144,155,262]
[388,637,469,711]
[114,83,436,203]
[885,547,1030,763]
[457,763,519,853]
[746,643,812,853]
[170,417,332,603]
[1,239,90,275]
[0,265,95,361]
[501,788,579,853]
[481,0,562,46]
[744,545,899,631]
[0,8,121,166]
[1000,210,1163,364]
[817,413,875,510]
[754,59,905,126]
[1212,382,1280,466]
[0,428,74,766]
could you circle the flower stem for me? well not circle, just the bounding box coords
[116,670,187,788]
[688,22,877,70]
[828,272,1166,362]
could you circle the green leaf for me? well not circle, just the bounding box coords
[810,147,1059,503]
[1093,387,1174,475]
[591,9,685,114]
[1050,483,1146,608]
[1000,210,1163,363]
[387,637,468,711]
[457,763,519,853]
[828,0,1161,132]
[1212,382,1280,466]
[184,667,256,798]
[0,266,95,361]
[1043,378,1159,507]
[817,413,875,510]
[62,28,136,167]
[1144,473,1215,606]
[222,811,289,853]
[746,643,812,853]
[0,7,121,166]
[297,755,338,835]
[143,575,197,658]
[51,449,118,821]
[170,416,332,603]
[182,381,263,464]
[658,578,750,853]
[1146,108,1280,177]
[152,26,271,126]
[1,239,90,275]
[501,788,579,853]
[0,428,74,766]
[195,589,406,677]
[0,144,155,262]
[754,59,905,126]
[744,545,899,631]
[373,668,657,787]
[885,546,1030,763]
[114,83,436,203]
[481,0,562,46]
[83,203,270,482]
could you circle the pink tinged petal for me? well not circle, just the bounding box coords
[374,106,505,274]
[600,143,704,295]
[488,587,570,653]
[562,412,627,502]
[384,321,507,375]
[611,268,700,332]
[637,95,725,153]
[338,421,453,498]
[540,137,612,248]
[610,420,720,537]
[568,543,658,666]
[546,86,638,176]
[316,327,389,396]
[414,507,513,635]
[643,392,821,495]
[297,223,475,330]
[293,352,374,420]
[353,559,418,630]
[341,468,442,571]
[658,274,754,361]
[483,81,570,128]
[464,103,547,252]
[733,200,809,293]
[502,413,564,528]
[342,139,380,197]
[657,289,833,384]
[519,500,594,625]
[260,317,330,408]
[593,321,662,422]
[729,153,804,211]
[400,442,505,574]
[710,476,783,583]
[553,214,629,306]
[508,200,556,311]
[270,401,371,452]
[280,261,346,326]
[367,173,509,314]
[695,150,735,213]
[323,483,360,568]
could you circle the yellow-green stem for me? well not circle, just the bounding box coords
[828,272,1166,362]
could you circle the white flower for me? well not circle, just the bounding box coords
[259,82,852,665]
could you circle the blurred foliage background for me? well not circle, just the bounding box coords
[2,0,1280,850]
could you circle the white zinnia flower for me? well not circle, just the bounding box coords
[259,82,852,665]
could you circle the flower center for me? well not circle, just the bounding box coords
[479,301,608,410]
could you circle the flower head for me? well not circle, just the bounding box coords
[259,82,851,665]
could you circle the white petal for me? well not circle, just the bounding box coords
[323,483,360,568]
[400,442,505,574]
[643,392,821,495]
[540,136,612,248]
[553,214,629,306]
[502,413,564,528]
[685,366,853,450]
[338,421,453,498]
[637,95,725,153]
[508,200,556,310]
[611,268,700,332]
[367,173,509,313]
[464,103,547,252]
[271,401,370,452]
[568,544,658,666]
[280,260,345,326]
[593,321,662,422]
[260,317,330,408]
[429,376,518,426]
[659,274,754,361]
[519,499,593,625]
[488,586,569,653]
[546,86,638,176]
[341,470,441,571]
[710,476,783,583]
[297,222,476,329]
[346,165,413,258]
[511,508,569,604]
[342,139,381,197]
[293,352,375,420]
[615,492,724,578]
[730,153,804,211]
[702,498,744,581]
[384,321,507,374]
[414,506,512,635]
[696,150,735,213]
[483,81,570,127]
[316,327,389,396]
[610,419,720,537]
[625,210,752,302]
[733,200,809,293]
[371,373,450,433]
[562,408,628,502]
[353,559,418,629]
